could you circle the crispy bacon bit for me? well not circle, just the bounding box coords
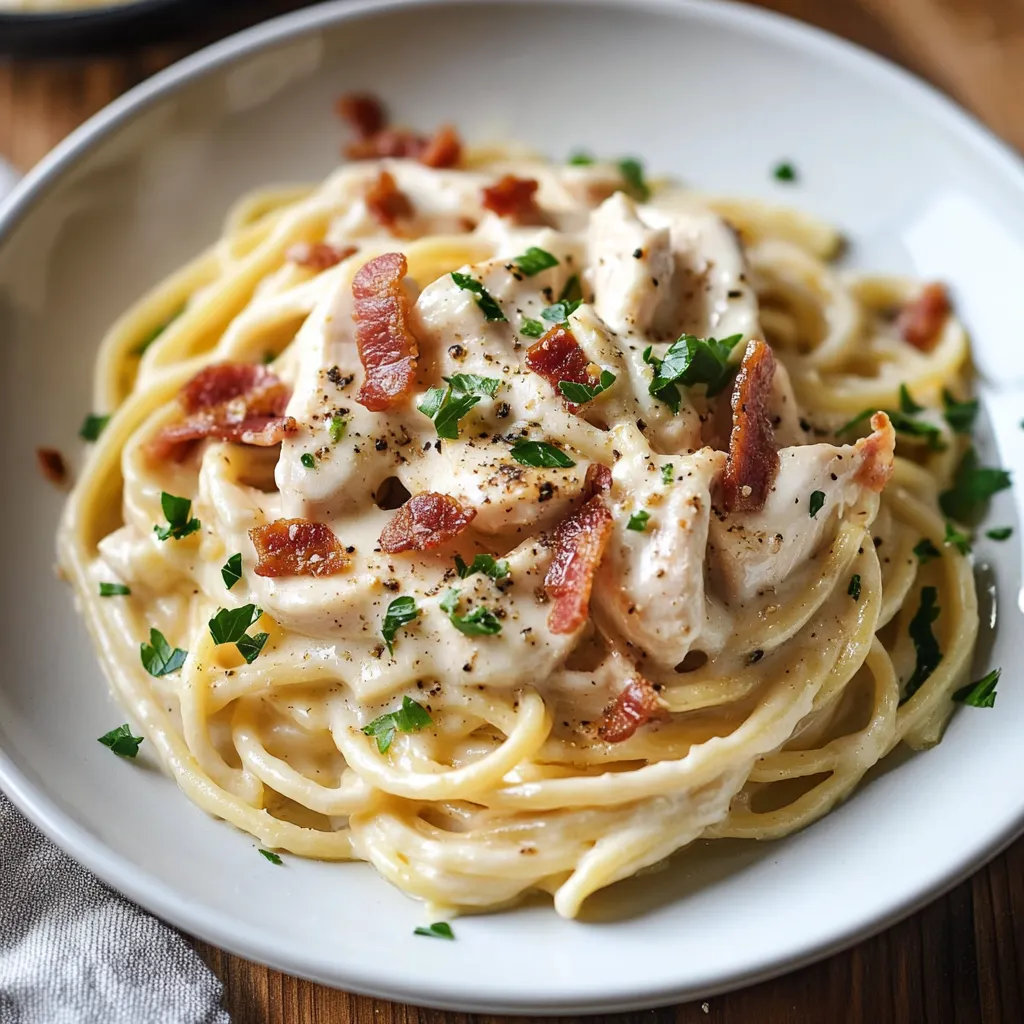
[346,128,426,161]
[146,363,297,462]
[721,340,779,514]
[897,283,951,352]
[352,252,419,411]
[336,93,386,138]
[365,170,414,232]
[526,326,597,410]
[598,677,669,743]
[419,124,462,169]
[286,242,358,270]
[544,495,613,634]
[481,175,540,220]
[583,463,613,499]
[854,412,896,492]
[250,519,348,578]
[37,448,67,486]
[379,492,477,553]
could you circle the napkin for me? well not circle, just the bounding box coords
[0,160,230,1024]
[0,792,231,1024]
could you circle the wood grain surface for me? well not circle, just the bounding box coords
[2,2,1023,1021]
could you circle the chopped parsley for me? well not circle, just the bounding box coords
[133,307,183,356]
[661,464,674,485]
[627,510,651,532]
[454,554,509,581]
[939,447,1012,523]
[79,414,110,442]
[848,574,861,601]
[943,521,972,555]
[140,628,187,677]
[97,724,144,759]
[329,415,347,443]
[258,849,283,865]
[773,161,797,182]
[559,369,616,405]
[451,271,506,322]
[618,158,650,201]
[414,922,455,940]
[221,553,243,590]
[418,375,501,441]
[986,526,1013,541]
[520,317,545,338]
[899,384,924,415]
[514,247,559,277]
[913,537,941,563]
[300,452,316,469]
[208,605,268,664]
[381,595,419,655]
[98,582,130,597]
[568,151,595,166]
[559,275,583,304]
[154,493,200,542]
[953,668,1000,708]
[903,586,942,702]
[942,390,979,435]
[643,333,743,412]
[808,490,826,518]
[440,588,502,636]
[509,440,576,468]
[362,695,432,753]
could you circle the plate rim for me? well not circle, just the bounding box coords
[2,0,1024,1011]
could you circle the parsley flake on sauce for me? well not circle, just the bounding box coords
[986,527,1013,541]
[445,374,501,398]
[953,668,1000,708]
[848,574,862,601]
[79,414,110,442]
[808,490,826,518]
[450,271,506,322]
[300,452,316,469]
[140,628,187,677]
[627,510,651,532]
[221,553,243,590]
[644,333,743,412]
[362,696,433,753]
[258,849,283,865]
[414,922,455,940]
[568,152,595,166]
[381,595,419,655]
[208,605,268,664]
[773,162,797,182]
[418,375,500,441]
[440,588,503,636]
[97,724,144,759]
[99,582,131,597]
[520,317,545,338]
[514,247,559,277]
[329,415,347,443]
[939,447,1012,523]
[899,384,925,415]
[454,554,510,581]
[913,537,941,564]
[618,158,650,201]
[943,521,972,555]
[154,493,200,541]
[942,390,979,435]
[903,586,942,702]
[509,440,576,468]
[559,369,616,405]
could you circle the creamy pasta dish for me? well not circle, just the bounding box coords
[59,97,1009,922]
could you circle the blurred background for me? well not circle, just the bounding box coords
[1,0,1022,172]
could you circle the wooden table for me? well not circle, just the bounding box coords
[3,2,1023,1021]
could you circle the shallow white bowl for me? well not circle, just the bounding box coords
[1,0,1022,1012]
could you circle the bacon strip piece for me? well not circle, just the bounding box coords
[352,253,419,411]
[37,447,68,486]
[721,340,778,514]
[419,124,462,169]
[250,519,348,578]
[897,283,950,352]
[336,93,386,138]
[481,175,540,220]
[365,170,414,232]
[287,242,358,270]
[854,412,896,492]
[379,492,477,553]
[544,494,614,634]
[525,326,597,411]
[598,677,669,743]
[341,108,462,169]
[146,363,297,462]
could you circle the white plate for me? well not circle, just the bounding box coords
[1,0,1022,1012]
